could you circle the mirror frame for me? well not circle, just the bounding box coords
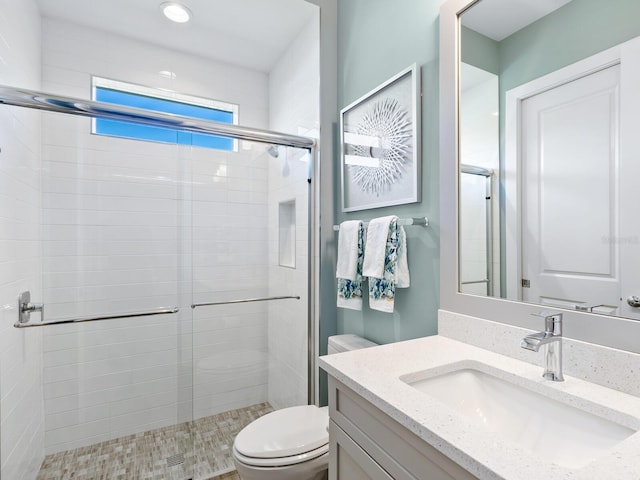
[439,0,640,354]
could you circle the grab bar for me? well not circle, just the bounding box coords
[14,306,179,328]
[191,295,300,308]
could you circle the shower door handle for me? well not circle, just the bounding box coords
[18,291,44,324]
[191,295,300,308]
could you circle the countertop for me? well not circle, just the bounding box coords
[318,335,640,480]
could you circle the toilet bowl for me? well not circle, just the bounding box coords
[232,334,377,480]
[233,405,329,480]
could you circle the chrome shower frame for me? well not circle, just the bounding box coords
[0,85,319,405]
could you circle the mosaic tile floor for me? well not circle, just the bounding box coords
[37,403,272,480]
[211,472,240,480]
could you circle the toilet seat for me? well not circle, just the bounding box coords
[233,405,329,467]
[233,443,328,467]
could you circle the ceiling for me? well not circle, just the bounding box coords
[461,0,572,41]
[35,0,318,73]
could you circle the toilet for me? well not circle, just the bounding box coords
[232,334,378,480]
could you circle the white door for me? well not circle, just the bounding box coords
[517,36,640,319]
[618,37,640,319]
[520,64,621,315]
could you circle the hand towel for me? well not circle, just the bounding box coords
[396,226,410,288]
[336,220,361,280]
[362,216,396,279]
[365,217,410,313]
[337,221,365,310]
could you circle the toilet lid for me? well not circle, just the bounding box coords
[234,405,329,459]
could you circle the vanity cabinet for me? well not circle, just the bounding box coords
[328,377,479,480]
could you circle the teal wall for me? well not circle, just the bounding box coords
[331,0,442,346]
[499,0,640,94]
[461,27,499,75]
[330,0,640,350]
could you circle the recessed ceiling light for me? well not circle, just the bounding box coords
[160,2,192,23]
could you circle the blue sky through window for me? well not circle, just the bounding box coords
[94,87,235,150]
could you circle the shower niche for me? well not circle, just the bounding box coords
[279,199,296,268]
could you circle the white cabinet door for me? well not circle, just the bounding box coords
[330,421,394,480]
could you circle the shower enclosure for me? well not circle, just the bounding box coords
[1,87,316,479]
[459,165,494,297]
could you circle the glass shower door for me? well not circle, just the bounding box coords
[8,102,312,480]
[36,109,195,479]
[189,141,311,476]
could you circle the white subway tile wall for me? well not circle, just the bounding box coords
[191,147,270,421]
[0,6,318,472]
[40,18,272,454]
[0,1,45,479]
[266,13,320,410]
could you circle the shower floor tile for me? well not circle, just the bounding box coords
[36,402,272,480]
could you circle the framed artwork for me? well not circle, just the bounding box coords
[340,64,421,212]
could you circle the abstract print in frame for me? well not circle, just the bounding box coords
[340,64,421,212]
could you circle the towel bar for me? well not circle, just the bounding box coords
[332,217,428,231]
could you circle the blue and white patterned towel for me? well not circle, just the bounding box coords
[336,221,365,310]
[365,217,410,313]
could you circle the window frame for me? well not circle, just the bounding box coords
[91,76,239,151]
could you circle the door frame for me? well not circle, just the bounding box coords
[504,44,624,301]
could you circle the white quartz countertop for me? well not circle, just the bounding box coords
[318,335,640,480]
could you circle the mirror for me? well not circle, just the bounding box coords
[458,0,640,320]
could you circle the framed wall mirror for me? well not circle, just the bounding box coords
[440,0,640,353]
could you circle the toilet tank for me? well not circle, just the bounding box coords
[327,334,377,355]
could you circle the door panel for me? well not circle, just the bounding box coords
[521,65,621,314]
[619,37,640,319]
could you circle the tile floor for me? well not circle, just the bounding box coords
[211,472,240,480]
[36,403,272,480]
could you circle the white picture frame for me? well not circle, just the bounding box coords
[340,64,421,212]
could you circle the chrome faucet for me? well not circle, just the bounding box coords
[520,312,564,382]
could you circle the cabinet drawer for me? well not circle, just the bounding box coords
[330,420,394,480]
[329,377,479,480]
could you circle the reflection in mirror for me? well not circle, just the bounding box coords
[458,0,640,320]
[459,64,499,297]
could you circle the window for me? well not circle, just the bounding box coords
[91,77,238,151]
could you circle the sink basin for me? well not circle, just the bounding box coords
[401,365,636,469]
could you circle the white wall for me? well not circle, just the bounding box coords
[191,144,271,420]
[0,1,44,479]
[266,12,320,409]
[41,18,268,128]
[40,17,271,452]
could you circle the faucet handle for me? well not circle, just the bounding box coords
[531,311,562,335]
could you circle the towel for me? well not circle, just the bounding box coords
[396,226,410,288]
[336,220,361,280]
[362,216,395,278]
[336,221,365,310]
[364,217,410,313]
